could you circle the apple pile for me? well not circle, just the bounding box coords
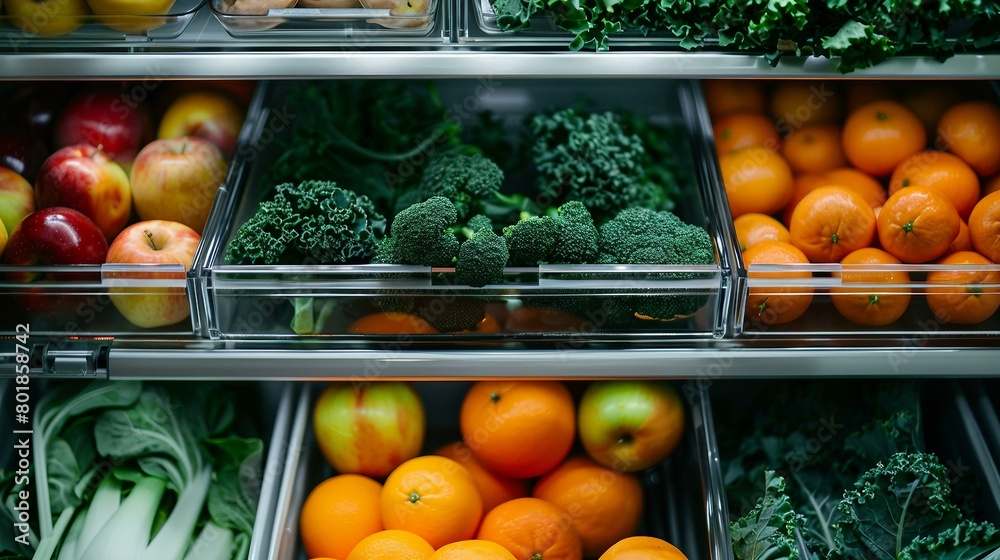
[2,0,182,37]
[0,82,250,328]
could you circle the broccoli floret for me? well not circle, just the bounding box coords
[503,216,559,266]
[548,201,599,264]
[465,214,494,234]
[456,216,509,287]
[530,109,671,221]
[418,150,540,226]
[224,180,387,335]
[596,207,716,323]
[226,180,386,266]
[384,196,461,267]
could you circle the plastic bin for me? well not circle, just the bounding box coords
[199,79,734,344]
[265,381,726,560]
[0,0,204,41]
[209,0,442,39]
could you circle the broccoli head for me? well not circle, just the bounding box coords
[530,109,669,221]
[503,216,559,266]
[380,196,461,267]
[414,295,488,333]
[417,149,540,226]
[455,216,509,287]
[225,180,386,266]
[549,201,600,264]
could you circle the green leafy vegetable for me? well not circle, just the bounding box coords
[730,471,803,560]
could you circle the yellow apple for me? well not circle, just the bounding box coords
[157,91,245,160]
[86,0,175,34]
[0,221,8,258]
[5,0,90,36]
[106,219,200,328]
[0,167,35,237]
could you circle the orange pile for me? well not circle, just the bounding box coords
[300,380,690,560]
[706,80,1000,328]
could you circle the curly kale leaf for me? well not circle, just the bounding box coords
[731,471,804,560]
[834,452,963,560]
[899,520,1000,560]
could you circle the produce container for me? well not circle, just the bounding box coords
[0,0,204,42]
[692,80,1000,338]
[199,79,734,344]
[0,83,260,341]
[266,381,727,560]
[458,0,690,49]
[711,379,1000,560]
[0,379,298,560]
[209,0,443,39]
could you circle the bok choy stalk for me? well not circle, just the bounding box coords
[0,381,263,560]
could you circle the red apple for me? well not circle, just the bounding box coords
[313,382,426,478]
[130,137,227,234]
[0,125,49,184]
[3,207,109,281]
[2,84,69,141]
[157,91,245,160]
[577,380,685,473]
[0,167,35,238]
[35,143,132,242]
[106,220,200,328]
[54,89,152,166]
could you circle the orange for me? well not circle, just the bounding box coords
[769,82,843,126]
[877,185,961,264]
[460,381,575,479]
[900,84,963,134]
[345,530,434,560]
[703,80,765,118]
[733,213,791,252]
[781,173,826,226]
[951,219,973,253]
[379,455,484,549]
[712,112,780,154]
[842,100,927,177]
[888,151,980,219]
[927,251,1000,324]
[301,474,384,560]
[984,173,1000,198]
[742,241,814,326]
[969,191,1000,263]
[718,147,794,218]
[428,540,518,560]
[454,313,503,334]
[831,247,911,326]
[846,82,895,112]
[599,536,688,560]
[533,456,644,558]
[504,306,588,333]
[781,123,847,174]
[347,312,438,334]
[936,101,1000,176]
[476,497,583,560]
[822,167,887,208]
[433,441,529,514]
[789,186,877,263]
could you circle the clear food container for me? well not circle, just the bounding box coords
[265,381,726,560]
[0,379,298,560]
[209,0,440,38]
[199,79,733,343]
[711,379,1000,560]
[0,0,204,41]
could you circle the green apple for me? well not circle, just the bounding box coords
[0,167,35,237]
[313,382,425,478]
[5,0,90,36]
[577,380,685,473]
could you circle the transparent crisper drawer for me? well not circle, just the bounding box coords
[688,79,1000,338]
[0,0,204,41]
[459,0,692,48]
[0,379,297,560]
[266,381,725,560]
[210,0,441,39]
[0,82,259,341]
[712,380,1000,560]
[200,79,732,344]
